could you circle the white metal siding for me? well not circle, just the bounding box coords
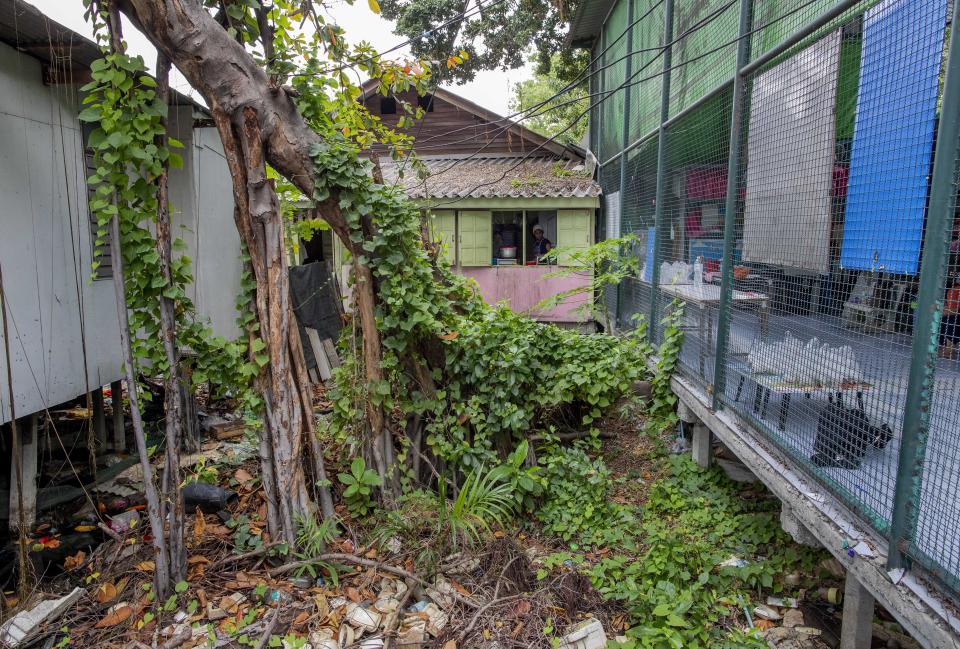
[0,41,123,424]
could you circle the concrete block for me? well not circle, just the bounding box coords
[677,400,698,424]
[840,573,875,649]
[691,422,712,468]
[780,507,821,548]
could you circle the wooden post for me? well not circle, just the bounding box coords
[91,387,107,449]
[110,380,125,452]
[9,414,38,531]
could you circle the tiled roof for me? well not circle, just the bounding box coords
[381,156,602,200]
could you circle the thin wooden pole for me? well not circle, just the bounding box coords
[0,263,32,599]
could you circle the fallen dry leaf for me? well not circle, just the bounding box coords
[511,599,531,618]
[193,508,206,545]
[234,468,254,485]
[206,524,231,537]
[345,587,361,603]
[95,603,133,628]
[440,331,460,341]
[754,619,776,631]
[292,611,309,626]
[64,550,86,571]
[188,555,210,565]
[449,578,471,597]
[442,641,457,649]
[95,582,118,604]
[135,561,155,572]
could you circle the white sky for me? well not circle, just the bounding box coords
[29,0,532,115]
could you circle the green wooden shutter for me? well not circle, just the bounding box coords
[458,211,491,267]
[557,210,592,265]
[428,210,456,265]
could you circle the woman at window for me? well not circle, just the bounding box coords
[531,224,553,262]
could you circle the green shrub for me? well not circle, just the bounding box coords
[535,446,636,546]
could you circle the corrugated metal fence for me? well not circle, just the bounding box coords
[593,0,960,594]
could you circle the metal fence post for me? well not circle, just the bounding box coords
[648,0,674,340]
[711,0,753,409]
[887,0,960,571]
[616,0,635,330]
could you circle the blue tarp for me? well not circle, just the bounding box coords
[643,227,656,282]
[840,0,946,275]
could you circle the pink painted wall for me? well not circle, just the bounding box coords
[460,266,592,322]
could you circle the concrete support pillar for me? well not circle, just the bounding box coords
[677,400,698,424]
[840,572,875,649]
[91,386,107,449]
[780,506,820,547]
[691,422,712,468]
[110,380,125,452]
[9,414,38,531]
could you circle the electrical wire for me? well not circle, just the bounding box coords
[402,0,742,192]
[403,0,733,155]
[393,0,830,160]
[418,0,853,206]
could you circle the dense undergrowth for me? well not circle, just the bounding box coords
[339,431,825,648]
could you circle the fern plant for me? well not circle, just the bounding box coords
[445,467,516,547]
[293,513,340,581]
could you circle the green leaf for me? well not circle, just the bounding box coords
[175,580,189,593]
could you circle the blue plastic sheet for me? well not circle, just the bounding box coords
[840,0,947,275]
[643,227,656,282]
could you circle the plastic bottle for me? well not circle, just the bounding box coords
[693,255,704,289]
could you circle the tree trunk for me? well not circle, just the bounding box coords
[154,54,186,583]
[116,0,396,530]
[208,105,314,545]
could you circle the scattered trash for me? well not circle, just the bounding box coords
[718,555,749,568]
[783,571,802,587]
[558,618,607,649]
[0,587,82,647]
[888,567,906,585]
[766,596,798,608]
[426,576,457,609]
[782,608,805,628]
[752,604,782,621]
[815,587,843,605]
[345,603,381,632]
[385,537,402,554]
[109,509,140,533]
[182,482,237,512]
[419,602,448,636]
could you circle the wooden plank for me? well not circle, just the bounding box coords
[91,387,107,448]
[305,327,332,381]
[9,414,38,530]
[321,338,341,369]
[110,380,125,452]
[210,420,245,441]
